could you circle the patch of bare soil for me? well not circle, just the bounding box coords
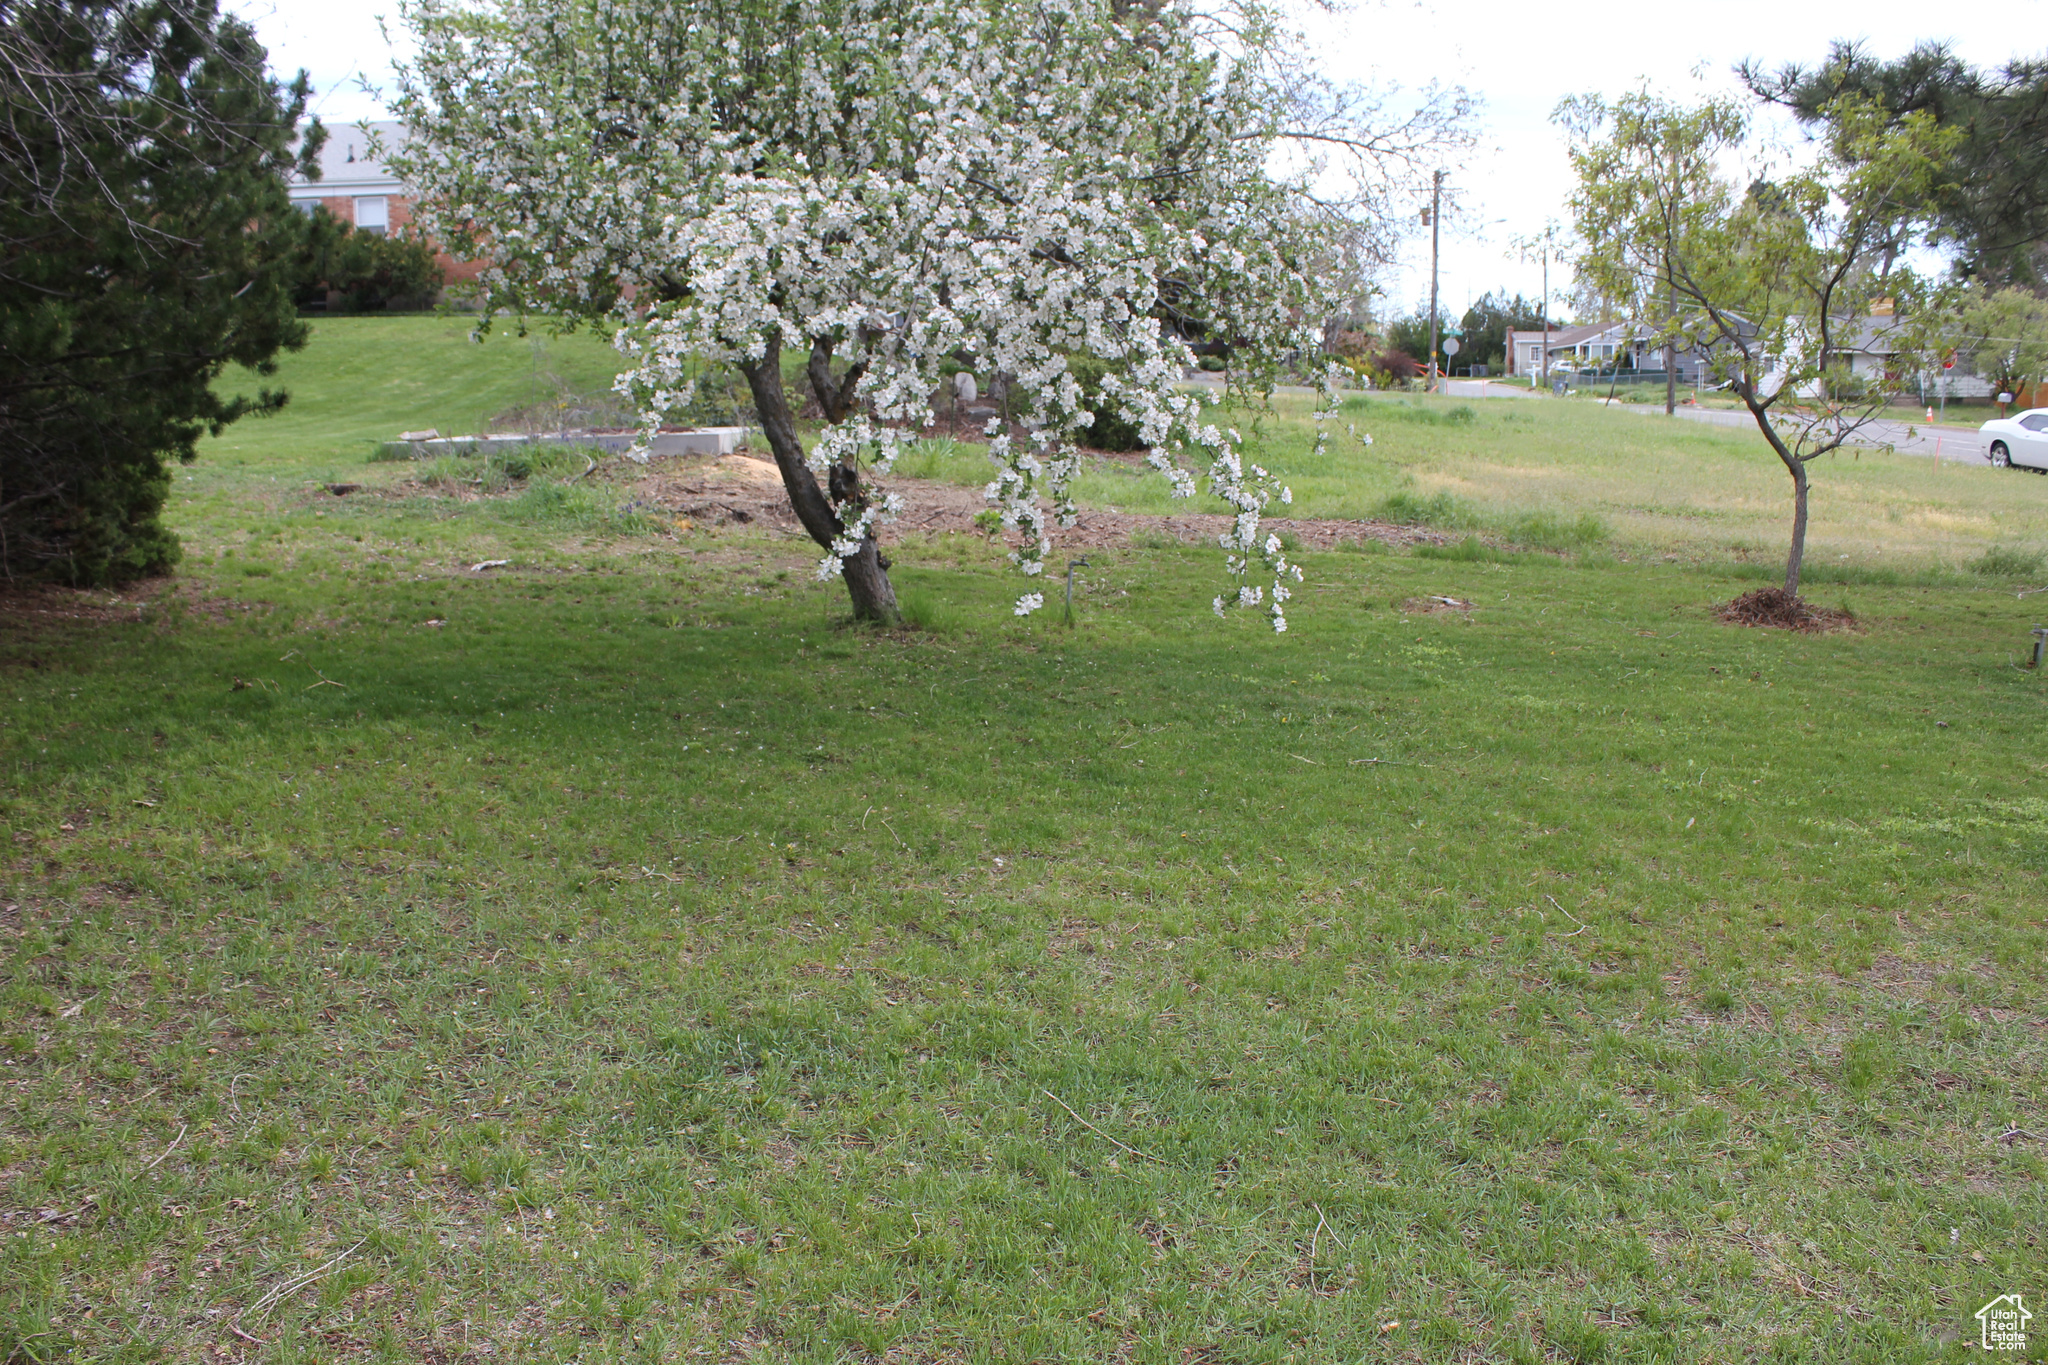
[635,454,802,530]
[1401,595,1473,615]
[0,579,255,663]
[628,455,1449,553]
[0,579,165,629]
[1716,586,1855,633]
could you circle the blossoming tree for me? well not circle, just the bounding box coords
[394,0,1450,627]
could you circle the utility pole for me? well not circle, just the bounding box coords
[1539,240,1549,393]
[1427,170,1443,393]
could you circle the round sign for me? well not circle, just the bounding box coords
[1942,355,1955,370]
[1443,337,1461,356]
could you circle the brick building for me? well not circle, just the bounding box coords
[287,120,487,289]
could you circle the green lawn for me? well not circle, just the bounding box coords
[3,318,2044,1363]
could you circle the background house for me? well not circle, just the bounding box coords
[289,121,486,289]
[1503,322,1710,382]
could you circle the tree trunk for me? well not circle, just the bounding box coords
[1783,457,1809,598]
[1737,383,1811,600]
[737,350,900,624]
[1663,274,1677,416]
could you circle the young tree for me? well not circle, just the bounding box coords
[0,0,318,584]
[1567,92,1953,598]
[1957,286,2048,403]
[395,0,1462,628]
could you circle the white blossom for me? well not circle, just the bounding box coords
[393,0,1376,625]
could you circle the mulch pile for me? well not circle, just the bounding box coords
[1717,586,1854,633]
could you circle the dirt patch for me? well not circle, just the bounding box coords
[634,457,808,531]
[627,457,1448,552]
[0,579,166,629]
[0,580,258,663]
[1401,595,1473,615]
[1716,587,1855,633]
[374,451,1447,554]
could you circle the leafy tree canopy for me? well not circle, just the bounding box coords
[1743,41,2048,290]
[1455,291,1545,372]
[1381,314,1430,366]
[0,0,316,584]
[1953,285,2048,398]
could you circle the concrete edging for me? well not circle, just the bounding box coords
[378,427,750,461]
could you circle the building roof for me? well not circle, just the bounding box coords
[288,120,410,201]
[1831,317,1907,355]
[1505,322,1632,349]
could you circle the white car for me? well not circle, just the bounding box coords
[1981,408,2048,471]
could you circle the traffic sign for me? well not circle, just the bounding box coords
[1443,337,1461,356]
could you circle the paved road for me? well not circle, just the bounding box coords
[1442,379,1543,399]
[1198,374,2013,467]
[1437,379,1998,465]
[1612,402,1994,465]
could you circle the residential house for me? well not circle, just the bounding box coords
[1504,321,1712,382]
[288,120,487,290]
[1767,316,1997,402]
[1837,318,1996,401]
[1510,306,2000,401]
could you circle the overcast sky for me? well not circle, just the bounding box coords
[232,0,2047,324]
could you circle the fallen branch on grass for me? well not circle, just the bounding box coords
[1042,1089,1165,1165]
[1546,894,1590,937]
[243,1237,366,1323]
[141,1123,188,1173]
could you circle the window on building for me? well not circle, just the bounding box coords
[354,196,389,235]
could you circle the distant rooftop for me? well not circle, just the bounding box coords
[289,120,410,200]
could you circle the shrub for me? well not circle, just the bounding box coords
[296,208,447,313]
[1363,350,1423,390]
[1375,490,1471,528]
[1967,545,2044,577]
[1065,355,1145,452]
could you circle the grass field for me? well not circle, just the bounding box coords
[3,318,2045,1363]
